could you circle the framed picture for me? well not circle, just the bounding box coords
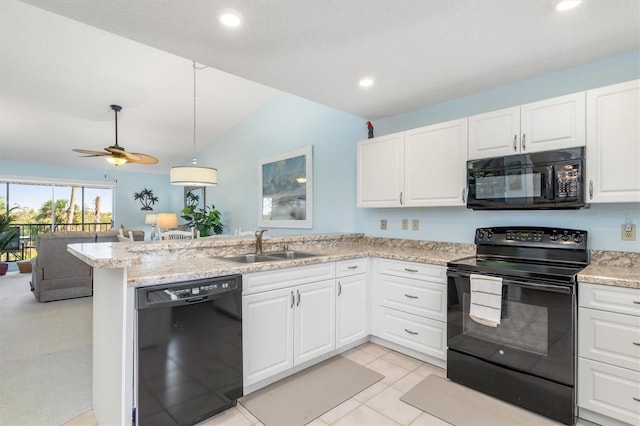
[258,146,313,228]
[184,186,206,209]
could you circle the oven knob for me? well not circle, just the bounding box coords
[573,233,583,243]
[562,234,570,241]
[549,233,558,241]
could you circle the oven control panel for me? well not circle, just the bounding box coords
[475,226,588,249]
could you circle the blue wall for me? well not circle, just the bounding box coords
[2,50,639,251]
[203,50,640,251]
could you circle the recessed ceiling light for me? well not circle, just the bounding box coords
[359,77,375,88]
[554,0,582,11]
[218,10,242,28]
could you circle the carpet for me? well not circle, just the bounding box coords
[400,374,558,426]
[0,271,92,425]
[240,355,384,426]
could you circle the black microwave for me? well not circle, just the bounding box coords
[466,147,585,210]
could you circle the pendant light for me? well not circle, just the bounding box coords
[170,60,218,186]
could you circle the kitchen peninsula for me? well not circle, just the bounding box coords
[68,233,473,425]
[68,233,639,425]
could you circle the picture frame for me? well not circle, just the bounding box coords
[258,146,313,228]
[184,186,206,209]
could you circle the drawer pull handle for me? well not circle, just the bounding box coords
[633,342,640,346]
[347,265,359,270]
[634,301,640,304]
[404,294,418,299]
[404,268,419,273]
[404,329,418,335]
[338,282,342,296]
[634,397,640,402]
[290,291,294,308]
[296,289,301,307]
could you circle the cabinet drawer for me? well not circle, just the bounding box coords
[379,307,446,360]
[336,258,367,277]
[579,307,640,371]
[579,282,640,316]
[578,358,640,425]
[380,275,446,321]
[244,262,335,295]
[379,259,445,282]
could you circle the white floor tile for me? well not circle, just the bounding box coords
[320,398,362,424]
[390,371,426,394]
[408,412,451,426]
[366,358,411,385]
[331,404,400,426]
[353,381,389,403]
[364,386,423,425]
[381,351,423,371]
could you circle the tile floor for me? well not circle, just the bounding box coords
[67,342,591,426]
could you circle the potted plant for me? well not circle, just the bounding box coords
[180,191,223,237]
[133,188,159,211]
[0,208,18,276]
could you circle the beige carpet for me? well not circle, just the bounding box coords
[240,355,384,426]
[0,271,92,425]
[401,374,559,426]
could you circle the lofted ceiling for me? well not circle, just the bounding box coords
[1,0,639,174]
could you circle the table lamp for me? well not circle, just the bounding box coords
[157,213,178,232]
[145,214,158,240]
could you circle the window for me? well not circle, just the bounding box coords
[0,179,114,259]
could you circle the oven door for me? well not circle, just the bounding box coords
[447,269,575,386]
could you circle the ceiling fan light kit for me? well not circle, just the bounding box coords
[170,60,218,186]
[72,104,159,166]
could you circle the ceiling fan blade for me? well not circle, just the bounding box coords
[72,148,109,156]
[105,147,141,161]
[128,153,159,165]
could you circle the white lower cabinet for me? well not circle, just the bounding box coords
[578,282,640,426]
[335,259,369,349]
[371,258,447,363]
[243,263,336,389]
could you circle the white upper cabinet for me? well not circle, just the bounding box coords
[468,92,586,160]
[586,80,640,203]
[404,119,468,206]
[357,119,467,208]
[357,132,405,207]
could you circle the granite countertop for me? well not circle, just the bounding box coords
[68,233,640,289]
[68,233,475,287]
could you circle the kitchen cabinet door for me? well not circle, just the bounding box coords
[520,92,585,153]
[294,279,336,365]
[586,80,640,203]
[243,287,295,386]
[357,132,405,207]
[404,119,468,206]
[336,273,369,348]
[468,106,520,159]
[468,92,585,160]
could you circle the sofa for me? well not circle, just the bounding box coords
[30,229,144,302]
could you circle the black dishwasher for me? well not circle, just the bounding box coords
[135,275,243,425]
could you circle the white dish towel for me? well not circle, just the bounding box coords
[469,274,503,327]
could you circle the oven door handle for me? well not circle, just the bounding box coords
[447,270,573,295]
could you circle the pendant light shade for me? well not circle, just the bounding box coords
[170,166,218,186]
[170,60,218,186]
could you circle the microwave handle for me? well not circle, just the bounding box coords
[546,166,555,200]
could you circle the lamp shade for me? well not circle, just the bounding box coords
[156,213,178,230]
[144,213,158,225]
[170,166,218,186]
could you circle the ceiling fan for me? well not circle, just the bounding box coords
[72,104,159,166]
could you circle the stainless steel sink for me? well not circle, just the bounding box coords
[266,251,320,260]
[220,251,319,263]
[221,254,280,263]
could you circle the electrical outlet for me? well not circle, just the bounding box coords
[380,219,387,230]
[412,219,419,231]
[401,219,408,230]
[622,223,636,241]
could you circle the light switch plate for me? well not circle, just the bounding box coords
[412,219,419,231]
[401,219,408,230]
[380,219,387,230]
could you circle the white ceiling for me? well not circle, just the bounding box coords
[1,0,639,174]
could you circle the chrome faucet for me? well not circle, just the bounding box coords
[255,229,267,255]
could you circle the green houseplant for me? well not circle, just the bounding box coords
[180,191,223,237]
[0,208,18,276]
